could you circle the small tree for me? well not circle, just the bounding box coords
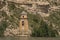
[0,21,8,37]
[31,20,58,37]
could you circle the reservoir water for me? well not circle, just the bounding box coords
[0,37,60,40]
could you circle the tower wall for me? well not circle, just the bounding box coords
[19,13,29,35]
[19,19,28,32]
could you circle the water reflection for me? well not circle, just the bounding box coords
[20,37,29,40]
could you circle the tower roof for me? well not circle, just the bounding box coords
[21,11,27,15]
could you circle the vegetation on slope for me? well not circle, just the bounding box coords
[0,11,8,37]
[47,9,60,33]
[28,13,58,37]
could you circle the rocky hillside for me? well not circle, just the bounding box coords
[0,0,60,37]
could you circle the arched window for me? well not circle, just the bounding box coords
[23,16,24,18]
[22,21,24,26]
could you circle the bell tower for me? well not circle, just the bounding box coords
[19,11,29,36]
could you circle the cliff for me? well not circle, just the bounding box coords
[0,0,60,37]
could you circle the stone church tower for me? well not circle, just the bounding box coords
[19,11,29,36]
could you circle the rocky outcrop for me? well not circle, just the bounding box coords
[4,26,20,36]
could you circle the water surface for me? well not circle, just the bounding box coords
[0,37,60,40]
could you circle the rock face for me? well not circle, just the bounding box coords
[7,0,27,3]
[4,26,20,36]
